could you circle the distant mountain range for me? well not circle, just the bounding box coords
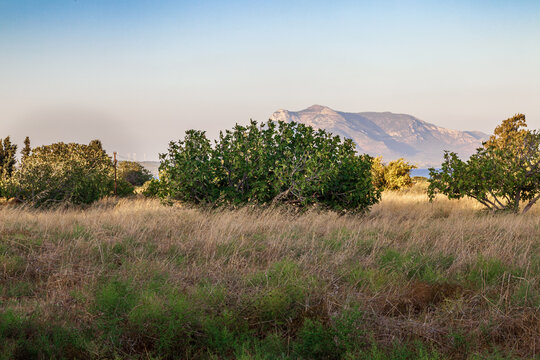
[270,105,489,167]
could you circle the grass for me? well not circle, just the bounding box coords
[0,188,539,359]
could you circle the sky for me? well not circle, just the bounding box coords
[1,0,539,160]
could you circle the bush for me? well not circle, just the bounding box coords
[141,179,161,197]
[371,157,417,191]
[117,161,153,186]
[2,141,119,206]
[157,120,380,212]
[428,114,539,213]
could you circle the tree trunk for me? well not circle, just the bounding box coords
[522,193,540,214]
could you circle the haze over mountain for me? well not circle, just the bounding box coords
[270,105,489,167]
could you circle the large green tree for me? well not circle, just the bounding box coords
[158,120,380,212]
[428,114,539,213]
[3,141,121,206]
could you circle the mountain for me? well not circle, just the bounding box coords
[270,105,489,167]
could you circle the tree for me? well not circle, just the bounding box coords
[3,141,119,206]
[371,157,386,190]
[428,114,540,214]
[117,161,153,186]
[158,120,380,212]
[371,157,417,191]
[21,136,31,162]
[0,136,17,179]
[89,139,105,152]
[484,114,528,150]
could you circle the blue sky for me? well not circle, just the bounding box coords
[1,0,539,160]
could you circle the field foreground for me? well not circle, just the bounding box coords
[1,191,539,359]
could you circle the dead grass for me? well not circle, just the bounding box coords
[0,189,539,359]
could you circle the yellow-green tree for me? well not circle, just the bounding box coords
[3,141,130,206]
[371,157,417,191]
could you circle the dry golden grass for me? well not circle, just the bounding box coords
[0,189,539,359]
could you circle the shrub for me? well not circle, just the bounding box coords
[141,179,161,197]
[371,157,417,191]
[2,141,121,206]
[158,120,380,212]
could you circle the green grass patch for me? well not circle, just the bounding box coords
[0,310,88,360]
[377,249,455,283]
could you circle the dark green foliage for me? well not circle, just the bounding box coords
[2,141,116,206]
[294,319,341,359]
[428,115,540,213]
[158,120,379,211]
[141,178,161,197]
[0,136,17,179]
[117,161,153,186]
[21,136,31,163]
[0,310,88,360]
[115,178,135,197]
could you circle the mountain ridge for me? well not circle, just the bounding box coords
[270,105,489,167]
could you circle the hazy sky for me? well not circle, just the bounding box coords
[1,0,539,160]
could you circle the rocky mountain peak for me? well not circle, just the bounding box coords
[270,105,489,167]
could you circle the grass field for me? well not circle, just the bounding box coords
[1,187,539,359]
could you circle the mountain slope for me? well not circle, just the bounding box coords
[270,105,489,167]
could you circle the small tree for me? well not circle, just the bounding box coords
[428,114,539,213]
[21,136,31,162]
[4,141,117,206]
[158,120,380,212]
[0,136,18,179]
[117,161,153,186]
[371,157,417,191]
[371,157,386,190]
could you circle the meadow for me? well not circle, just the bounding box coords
[1,184,539,359]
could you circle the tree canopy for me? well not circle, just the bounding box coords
[157,120,380,212]
[428,114,539,213]
[2,141,124,206]
[371,157,417,191]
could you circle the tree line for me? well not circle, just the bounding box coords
[0,138,152,207]
[1,115,538,213]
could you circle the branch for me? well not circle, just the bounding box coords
[522,193,540,214]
